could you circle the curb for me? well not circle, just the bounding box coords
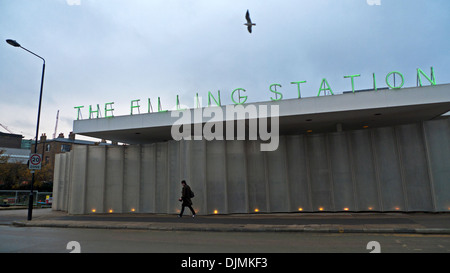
[11,221,450,235]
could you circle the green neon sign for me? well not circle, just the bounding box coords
[74,66,437,120]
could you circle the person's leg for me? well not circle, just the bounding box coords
[179,205,185,217]
[188,205,196,216]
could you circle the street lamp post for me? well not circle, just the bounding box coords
[6,39,46,221]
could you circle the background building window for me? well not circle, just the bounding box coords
[61,144,71,152]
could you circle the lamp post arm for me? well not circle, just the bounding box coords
[20,46,46,64]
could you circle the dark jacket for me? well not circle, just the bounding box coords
[181,185,193,206]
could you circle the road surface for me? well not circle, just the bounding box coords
[1,225,448,253]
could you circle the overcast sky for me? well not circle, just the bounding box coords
[1,0,449,140]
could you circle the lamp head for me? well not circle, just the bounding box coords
[6,39,21,47]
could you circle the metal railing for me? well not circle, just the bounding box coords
[0,190,52,207]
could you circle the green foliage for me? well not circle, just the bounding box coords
[0,150,53,191]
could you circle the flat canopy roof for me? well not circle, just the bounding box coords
[73,84,450,144]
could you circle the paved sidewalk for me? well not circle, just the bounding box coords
[5,208,450,234]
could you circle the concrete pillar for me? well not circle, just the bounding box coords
[68,146,88,214]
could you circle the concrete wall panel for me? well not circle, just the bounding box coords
[266,136,289,212]
[85,146,106,214]
[155,143,168,213]
[372,127,405,211]
[307,134,333,211]
[52,153,62,211]
[349,130,379,211]
[396,124,434,211]
[424,118,450,211]
[68,145,87,214]
[124,145,140,213]
[140,144,156,213]
[328,132,355,211]
[179,140,191,184]
[63,152,72,212]
[206,140,227,214]
[226,141,248,213]
[246,141,268,212]
[167,141,181,214]
[104,146,124,213]
[190,140,206,214]
[286,135,312,212]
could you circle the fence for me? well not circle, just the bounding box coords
[0,190,52,207]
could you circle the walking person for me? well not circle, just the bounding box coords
[178,180,196,218]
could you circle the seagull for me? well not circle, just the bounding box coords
[244,9,256,33]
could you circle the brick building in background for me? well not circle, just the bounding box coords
[31,132,110,171]
[0,132,23,148]
[0,132,30,164]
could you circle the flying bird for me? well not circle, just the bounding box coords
[244,9,256,33]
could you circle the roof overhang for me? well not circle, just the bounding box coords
[73,84,450,144]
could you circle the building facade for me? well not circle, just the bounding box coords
[31,132,110,171]
[52,84,450,214]
[0,132,23,149]
[0,132,30,164]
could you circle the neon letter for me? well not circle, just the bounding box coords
[373,73,377,91]
[130,99,140,115]
[231,88,248,105]
[105,102,114,118]
[290,81,306,98]
[89,104,101,119]
[195,93,201,108]
[176,95,187,111]
[208,91,221,107]
[158,97,168,112]
[74,106,84,120]
[344,74,361,93]
[386,71,404,89]
[317,78,334,96]
[417,67,436,86]
[269,84,283,101]
[148,98,154,113]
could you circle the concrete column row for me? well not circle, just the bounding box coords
[52,118,450,214]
